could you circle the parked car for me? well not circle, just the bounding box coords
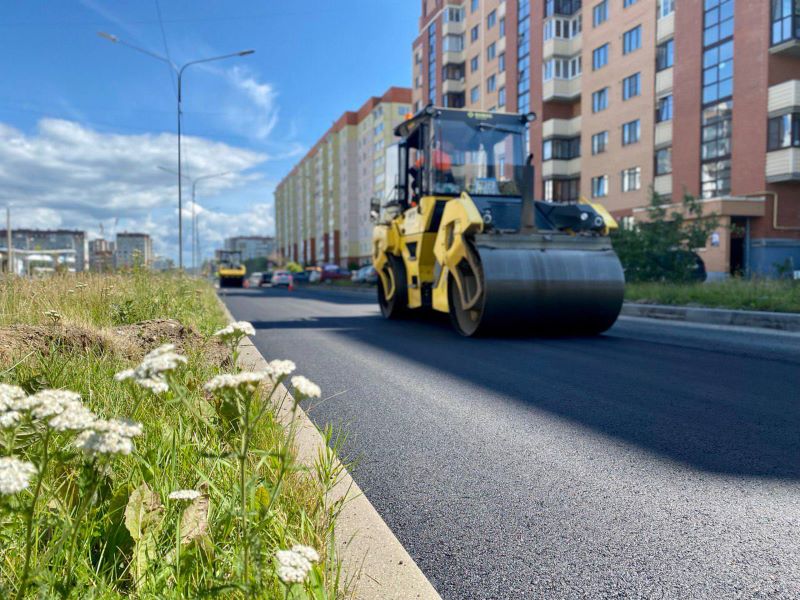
[320,264,350,283]
[308,268,322,283]
[249,272,263,287]
[292,270,310,283]
[271,270,293,287]
[259,272,273,287]
[351,265,377,284]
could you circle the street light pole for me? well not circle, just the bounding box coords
[99,32,254,270]
[6,204,12,275]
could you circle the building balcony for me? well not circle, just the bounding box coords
[443,78,466,95]
[498,1,506,18]
[542,77,581,102]
[655,68,673,94]
[656,13,674,43]
[497,36,507,55]
[542,116,582,138]
[655,122,672,146]
[543,36,582,61]
[442,20,466,36]
[442,50,465,66]
[653,174,672,197]
[766,147,800,182]
[768,79,800,113]
[770,14,800,56]
[541,157,581,178]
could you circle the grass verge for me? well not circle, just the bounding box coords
[0,271,345,599]
[625,279,800,313]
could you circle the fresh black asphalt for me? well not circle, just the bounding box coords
[221,285,800,599]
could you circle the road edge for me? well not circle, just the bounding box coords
[218,298,442,600]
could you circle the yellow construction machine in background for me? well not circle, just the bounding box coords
[372,106,625,337]
[217,250,247,288]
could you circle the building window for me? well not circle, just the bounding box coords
[771,0,800,45]
[701,101,733,197]
[444,6,465,22]
[623,25,642,54]
[471,0,479,12]
[470,85,480,103]
[487,42,497,61]
[471,55,479,72]
[768,113,800,150]
[592,131,609,154]
[622,167,642,192]
[622,119,641,145]
[443,34,465,52]
[488,10,497,29]
[702,40,734,104]
[542,136,581,160]
[592,87,609,112]
[543,16,582,40]
[622,72,641,99]
[701,160,732,198]
[428,23,437,104]
[543,55,582,80]
[544,0,582,17]
[487,74,497,92]
[655,147,672,175]
[518,0,531,114]
[471,25,480,42]
[544,178,580,202]
[656,39,674,70]
[591,175,609,198]
[442,62,465,81]
[624,0,639,7]
[658,0,675,18]
[656,95,673,122]
[704,0,735,46]
[500,16,506,37]
[593,0,608,26]
[592,44,609,70]
[498,86,506,107]
[499,52,506,72]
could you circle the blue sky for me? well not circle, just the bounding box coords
[0,0,417,261]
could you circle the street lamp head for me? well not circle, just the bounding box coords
[238,49,256,56]
[98,31,118,43]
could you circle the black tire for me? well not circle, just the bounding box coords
[448,272,486,337]
[377,255,407,319]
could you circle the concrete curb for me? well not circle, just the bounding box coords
[218,300,442,600]
[291,285,800,333]
[622,303,800,332]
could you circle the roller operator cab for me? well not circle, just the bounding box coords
[217,250,247,288]
[371,106,625,337]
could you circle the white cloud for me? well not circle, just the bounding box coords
[0,118,274,259]
[225,66,279,140]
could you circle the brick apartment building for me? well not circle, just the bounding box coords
[275,87,412,267]
[412,0,800,278]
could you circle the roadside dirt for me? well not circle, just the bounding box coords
[0,319,228,368]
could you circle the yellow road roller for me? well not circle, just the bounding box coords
[217,250,246,288]
[371,106,625,337]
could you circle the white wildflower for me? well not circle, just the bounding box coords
[213,321,255,340]
[290,376,321,399]
[0,410,21,428]
[203,371,268,393]
[268,359,296,379]
[135,377,169,395]
[74,418,142,457]
[291,545,320,564]
[29,389,83,420]
[275,549,313,584]
[48,405,97,432]
[44,309,62,323]
[75,282,88,289]
[93,418,143,438]
[168,489,201,501]
[12,396,41,411]
[0,457,37,495]
[113,369,135,382]
[0,384,26,411]
[114,344,187,394]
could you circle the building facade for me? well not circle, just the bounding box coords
[224,236,276,262]
[88,238,114,272]
[115,233,153,268]
[413,0,800,277]
[275,87,413,267]
[0,229,88,272]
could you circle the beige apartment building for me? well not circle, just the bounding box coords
[413,0,800,278]
[275,87,412,267]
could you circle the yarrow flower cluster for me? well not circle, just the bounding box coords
[0,384,26,428]
[44,309,62,323]
[29,389,97,432]
[275,545,320,584]
[114,343,187,395]
[74,418,143,457]
[0,457,37,495]
[267,359,296,379]
[168,489,201,501]
[213,321,255,343]
[203,371,268,393]
[290,376,321,399]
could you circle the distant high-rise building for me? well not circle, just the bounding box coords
[275,87,413,267]
[115,233,153,268]
[223,236,276,262]
[0,229,88,272]
[412,0,800,277]
[89,238,114,272]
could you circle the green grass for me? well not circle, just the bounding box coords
[625,279,800,313]
[0,271,344,599]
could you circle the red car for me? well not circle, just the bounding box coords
[319,264,351,283]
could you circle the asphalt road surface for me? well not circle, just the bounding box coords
[222,285,800,600]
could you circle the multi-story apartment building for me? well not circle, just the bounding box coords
[0,229,88,272]
[88,238,114,272]
[412,0,800,278]
[275,87,412,267]
[115,232,153,268]
[223,236,276,262]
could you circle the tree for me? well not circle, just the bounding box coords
[611,188,719,283]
